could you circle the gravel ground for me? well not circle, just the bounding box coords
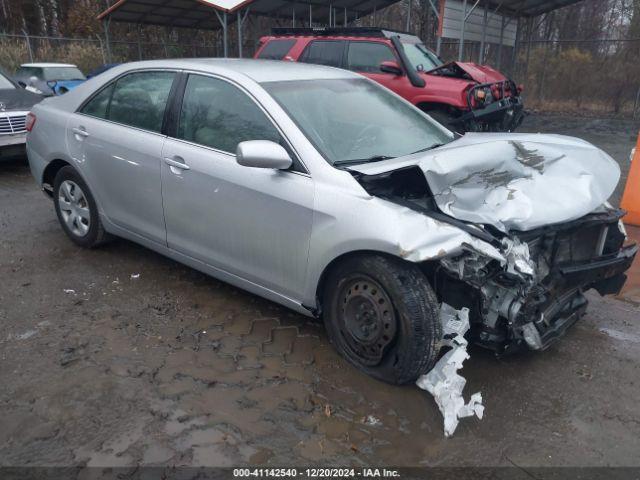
[1,113,639,471]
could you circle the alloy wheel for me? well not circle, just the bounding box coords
[58,180,91,237]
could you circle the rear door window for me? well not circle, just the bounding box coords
[346,41,396,73]
[299,40,346,68]
[107,71,175,133]
[257,39,296,60]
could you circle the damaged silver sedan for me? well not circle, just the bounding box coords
[27,60,637,384]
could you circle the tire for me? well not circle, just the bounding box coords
[323,254,442,385]
[424,109,465,134]
[53,165,108,248]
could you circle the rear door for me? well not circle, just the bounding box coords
[345,41,406,95]
[160,73,314,299]
[67,70,177,244]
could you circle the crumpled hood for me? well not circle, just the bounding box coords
[429,62,507,84]
[347,133,620,233]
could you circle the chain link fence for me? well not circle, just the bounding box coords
[0,32,219,74]
[2,31,639,117]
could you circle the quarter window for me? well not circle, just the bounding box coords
[257,39,296,60]
[346,42,396,73]
[299,40,345,68]
[80,83,115,119]
[107,71,175,133]
[177,74,280,154]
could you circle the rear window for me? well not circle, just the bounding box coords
[257,39,296,60]
[299,40,345,68]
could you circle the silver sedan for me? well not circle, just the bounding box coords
[27,59,636,384]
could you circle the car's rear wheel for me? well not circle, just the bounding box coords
[323,254,442,385]
[53,166,108,248]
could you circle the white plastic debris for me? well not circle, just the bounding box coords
[130,273,140,279]
[363,415,382,427]
[63,289,76,294]
[416,303,484,437]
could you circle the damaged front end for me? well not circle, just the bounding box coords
[348,135,637,354]
[434,210,636,353]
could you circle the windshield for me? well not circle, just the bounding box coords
[0,73,15,89]
[43,67,85,81]
[262,78,452,165]
[402,42,443,71]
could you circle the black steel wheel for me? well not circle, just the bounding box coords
[323,254,442,385]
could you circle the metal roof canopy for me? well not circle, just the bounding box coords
[478,0,586,17]
[98,0,399,31]
[97,0,587,61]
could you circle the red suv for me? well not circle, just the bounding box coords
[255,27,524,132]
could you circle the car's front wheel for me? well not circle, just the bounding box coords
[323,254,442,385]
[53,166,108,248]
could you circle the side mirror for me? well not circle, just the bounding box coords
[236,140,292,170]
[380,61,403,76]
[17,81,27,88]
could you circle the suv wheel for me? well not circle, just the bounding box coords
[53,166,108,248]
[323,254,442,385]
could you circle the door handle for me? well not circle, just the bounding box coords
[163,156,190,171]
[72,127,89,138]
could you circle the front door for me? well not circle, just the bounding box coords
[160,73,314,300]
[67,70,177,244]
[346,40,407,95]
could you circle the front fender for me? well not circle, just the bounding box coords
[302,185,504,309]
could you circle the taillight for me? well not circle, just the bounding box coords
[25,112,36,132]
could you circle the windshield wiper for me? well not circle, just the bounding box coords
[410,143,444,155]
[333,155,395,166]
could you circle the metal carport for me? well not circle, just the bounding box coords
[97,0,401,58]
[98,0,588,60]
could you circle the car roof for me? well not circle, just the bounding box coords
[20,63,78,68]
[109,58,359,83]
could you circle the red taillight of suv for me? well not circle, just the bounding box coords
[25,112,36,132]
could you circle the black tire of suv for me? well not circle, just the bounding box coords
[323,254,442,385]
[53,165,109,248]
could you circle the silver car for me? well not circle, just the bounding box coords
[27,59,636,384]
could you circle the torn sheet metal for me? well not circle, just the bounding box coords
[416,304,484,437]
[347,133,620,232]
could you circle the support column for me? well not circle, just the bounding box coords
[458,0,466,61]
[215,10,228,58]
[237,10,242,57]
[523,18,533,81]
[22,30,34,63]
[479,4,488,63]
[405,0,412,32]
[427,0,442,56]
[137,24,143,60]
[497,15,506,69]
[309,4,312,26]
[103,18,112,63]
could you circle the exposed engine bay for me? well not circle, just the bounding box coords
[348,136,638,353]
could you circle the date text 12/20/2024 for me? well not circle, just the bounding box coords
[233,468,401,478]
